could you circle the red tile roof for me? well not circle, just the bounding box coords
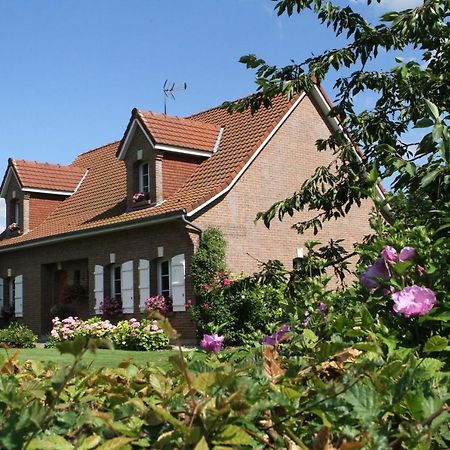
[12,160,86,192]
[136,109,221,152]
[0,93,300,249]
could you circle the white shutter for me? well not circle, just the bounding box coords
[0,278,4,316]
[93,265,104,314]
[171,254,186,312]
[138,259,150,311]
[14,275,23,318]
[121,260,134,314]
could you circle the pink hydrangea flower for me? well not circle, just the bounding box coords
[392,285,436,317]
[200,334,224,353]
[150,324,159,331]
[399,246,416,262]
[381,246,398,262]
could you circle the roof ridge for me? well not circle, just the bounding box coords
[136,109,219,128]
[12,159,85,171]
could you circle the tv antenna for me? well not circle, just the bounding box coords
[163,80,187,115]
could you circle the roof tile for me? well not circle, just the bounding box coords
[0,93,299,249]
[12,160,85,192]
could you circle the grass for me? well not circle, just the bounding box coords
[3,347,191,370]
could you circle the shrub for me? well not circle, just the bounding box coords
[47,316,168,351]
[190,227,227,292]
[0,322,37,348]
[190,268,286,346]
[111,318,169,351]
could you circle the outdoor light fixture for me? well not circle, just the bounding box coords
[157,246,164,258]
[110,253,116,264]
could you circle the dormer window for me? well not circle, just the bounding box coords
[139,162,150,193]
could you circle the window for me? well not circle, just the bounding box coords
[139,162,150,193]
[111,265,121,300]
[158,260,171,298]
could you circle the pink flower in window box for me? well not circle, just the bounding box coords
[7,222,20,232]
[133,192,147,203]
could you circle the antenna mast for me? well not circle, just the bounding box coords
[163,80,187,115]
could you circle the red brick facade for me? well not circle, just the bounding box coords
[0,91,376,341]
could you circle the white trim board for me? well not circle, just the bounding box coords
[187,92,307,217]
[22,188,74,196]
[309,85,388,206]
[0,167,21,198]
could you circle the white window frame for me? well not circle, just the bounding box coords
[138,162,150,193]
[111,265,122,300]
[157,259,171,298]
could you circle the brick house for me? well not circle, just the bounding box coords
[0,86,376,340]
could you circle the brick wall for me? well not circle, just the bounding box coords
[0,220,197,339]
[193,94,374,275]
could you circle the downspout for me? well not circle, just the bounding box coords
[181,210,203,243]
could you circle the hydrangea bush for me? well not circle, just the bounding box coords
[48,316,168,351]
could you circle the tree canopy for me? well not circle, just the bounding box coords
[227,0,450,235]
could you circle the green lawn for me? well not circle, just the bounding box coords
[4,347,189,370]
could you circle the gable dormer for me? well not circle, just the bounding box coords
[117,109,223,210]
[0,159,86,236]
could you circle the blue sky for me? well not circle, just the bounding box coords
[0,0,421,229]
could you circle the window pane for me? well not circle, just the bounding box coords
[161,261,169,276]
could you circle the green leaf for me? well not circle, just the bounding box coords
[78,435,102,450]
[425,99,440,120]
[344,384,380,423]
[414,118,434,128]
[213,425,255,446]
[194,436,210,450]
[96,438,134,450]
[424,336,448,353]
[28,435,73,450]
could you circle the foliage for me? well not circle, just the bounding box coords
[0,313,448,449]
[190,227,227,292]
[111,318,169,351]
[226,0,450,235]
[47,316,168,351]
[99,296,123,318]
[189,269,286,346]
[0,322,37,348]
